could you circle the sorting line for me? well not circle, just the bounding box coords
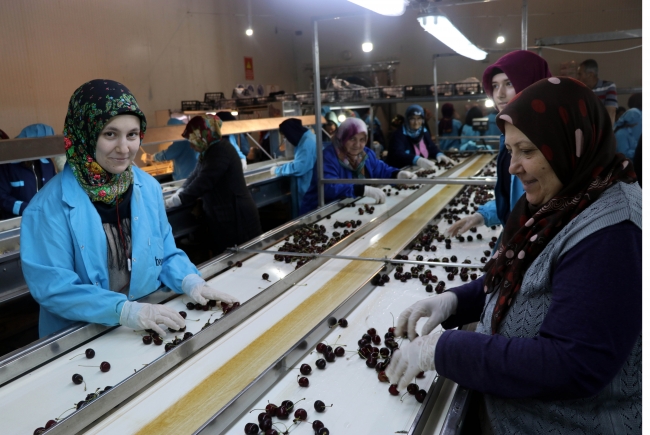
[136,153,494,435]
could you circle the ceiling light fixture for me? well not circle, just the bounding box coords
[496,35,505,44]
[417,13,487,61]
[245,28,253,36]
[362,42,374,52]
[485,99,494,108]
[338,114,347,123]
[347,0,407,16]
[231,111,239,116]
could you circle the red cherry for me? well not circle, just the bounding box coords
[265,403,278,416]
[244,422,259,434]
[100,361,111,372]
[298,376,309,387]
[293,408,308,421]
[334,346,345,357]
[416,389,427,403]
[45,420,57,429]
[389,384,400,396]
[179,311,187,319]
[300,363,312,375]
[142,335,152,345]
[378,371,389,382]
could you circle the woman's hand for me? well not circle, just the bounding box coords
[363,186,386,204]
[395,292,458,341]
[182,274,239,306]
[436,154,453,165]
[119,301,185,337]
[386,333,441,391]
[416,158,436,169]
[446,213,484,236]
[397,171,417,179]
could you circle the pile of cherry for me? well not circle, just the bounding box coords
[243,398,333,434]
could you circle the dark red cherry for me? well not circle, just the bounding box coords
[235,261,243,267]
[416,389,427,403]
[265,403,278,416]
[324,352,336,362]
[186,302,195,310]
[100,361,111,372]
[259,418,273,431]
[179,311,187,319]
[316,343,327,353]
[389,384,400,396]
[367,327,377,336]
[366,358,378,369]
[45,420,57,429]
[153,336,163,346]
[379,347,390,358]
[142,335,152,345]
[264,430,278,435]
[315,358,326,369]
[257,412,269,424]
[300,363,312,375]
[262,273,269,280]
[337,318,348,327]
[34,428,46,435]
[416,371,425,378]
[293,408,308,421]
[244,422,260,434]
[276,406,289,420]
[407,383,419,394]
[85,348,95,359]
[72,373,83,385]
[298,376,309,387]
[425,284,433,292]
[378,371,389,382]
[314,400,331,412]
[334,346,345,357]
[316,427,330,435]
[312,420,324,430]
[371,335,381,345]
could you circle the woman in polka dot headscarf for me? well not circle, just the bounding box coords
[388,77,640,434]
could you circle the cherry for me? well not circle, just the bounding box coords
[72,373,84,385]
[34,428,46,435]
[312,420,324,430]
[45,420,57,429]
[379,347,390,358]
[425,284,433,292]
[281,400,294,410]
[407,383,419,395]
[371,335,381,345]
[142,335,152,345]
[165,343,175,352]
[334,346,345,357]
[316,343,327,353]
[153,336,163,346]
[416,371,425,378]
[265,430,278,435]
[179,311,187,319]
[378,371,389,382]
[388,327,395,334]
[316,428,330,435]
[300,363,312,375]
[85,349,95,359]
[337,318,348,327]
[389,384,400,396]
[183,332,193,340]
[262,273,270,280]
[186,302,195,310]
[236,261,243,267]
[298,376,309,387]
[276,406,289,420]
[315,359,326,369]
[366,358,378,369]
[100,361,111,372]
[416,389,427,403]
[265,403,278,416]
[324,352,336,363]
[259,418,273,431]
[293,408,308,421]
[367,327,377,336]
[314,400,332,412]
[244,422,260,434]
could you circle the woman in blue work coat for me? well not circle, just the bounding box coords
[142,118,198,181]
[300,118,416,214]
[270,118,316,206]
[20,79,238,337]
[0,124,57,219]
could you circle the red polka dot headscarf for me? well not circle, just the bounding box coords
[483,77,637,334]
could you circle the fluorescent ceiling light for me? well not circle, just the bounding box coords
[485,99,494,108]
[496,35,505,44]
[362,42,374,52]
[417,14,487,61]
[347,0,407,16]
[338,114,347,123]
[231,111,239,116]
[245,28,253,36]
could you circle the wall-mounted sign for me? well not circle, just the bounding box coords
[244,57,254,80]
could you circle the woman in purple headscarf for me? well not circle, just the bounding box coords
[300,118,416,214]
[448,50,552,236]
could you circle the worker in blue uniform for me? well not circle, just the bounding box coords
[0,124,57,219]
[437,103,463,150]
[20,79,238,337]
[614,93,642,159]
[300,118,416,214]
[217,111,249,170]
[141,118,198,181]
[270,118,317,206]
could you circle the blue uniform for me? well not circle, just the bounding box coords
[275,131,317,205]
[614,108,642,159]
[485,112,501,137]
[438,119,463,150]
[459,124,488,150]
[300,146,398,214]
[477,135,524,226]
[153,118,198,181]
[20,165,199,337]
[386,127,442,168]
[227,135,247,160]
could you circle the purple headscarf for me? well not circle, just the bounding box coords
[333,118,368,149]
[482,50,552,99]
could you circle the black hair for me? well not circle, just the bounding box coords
[579,59,599,75]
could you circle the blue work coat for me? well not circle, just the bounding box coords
[275,131,317,205]
[437,119,463,150]
[153,140,198,181]
[227,135,247,160]
[20,165,199,337]
[614,108,642,159]
[0,159,56,218]
[300,146,398,214]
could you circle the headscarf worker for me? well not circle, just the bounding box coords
[388,77,641,434]
[270,118,317,206]
[164,115,262,256]
[300,118,416,214]
[141,118,198,181]
[20,80,238,337]
[387,105,452,170]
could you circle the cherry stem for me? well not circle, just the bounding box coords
[249,408,267,413]
[78,365,99,368]
[390,312,395,328]
[68,353,85,360]
[332,335,341,346]
[56,406,76,420]
[400,391,409,402]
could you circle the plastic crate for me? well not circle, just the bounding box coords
[256,96,272,105]
[435,83,454,96]
[181,100,202,111]
[380,86,404,99]
[217,99,237,110]
[336,89,361,102]
[294,92,314,104]
[359,87,382,100]
[454,82,481,95]
[405,85,434,97]
[204,92,225,103]
[272,93,297,102]
[321,90,337,103]
[236,97,258,107]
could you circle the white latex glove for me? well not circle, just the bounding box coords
[395,292,458,341]
[397,170,417,180]
[164,191,182,209]
[363,186,386,204]
[446,213,484,237]
[182,274,240,306]
[386,332,441,391]
[270,165,279,176]
[415,158,436,169]
[437,153,453,165]
[119,301,185,337]
[241,158,248,171]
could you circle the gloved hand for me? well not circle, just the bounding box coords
[416,158,436,169]
[436,153,453,165]
[397,170,417,180]
[386,332,441,391]
[241,158,248,171]
[395,292,458,341]
[182,274,240,306]
[270,165,279,177]
[141,153,154,165]
[164,191,182,209]
[446,213,484,237]
[363,186,386,204]
[119,301,185,337]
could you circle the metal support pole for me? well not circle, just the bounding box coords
[312,19,325,207]
[245,132,275,161]
[521,0,528,50]
[433,56,440,144]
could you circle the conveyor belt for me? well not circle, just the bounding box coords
[0,153,498,435]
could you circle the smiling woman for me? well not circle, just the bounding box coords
[95,114,141,175]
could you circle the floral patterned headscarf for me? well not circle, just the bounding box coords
[181,114,223,161]
[64,79,146,204]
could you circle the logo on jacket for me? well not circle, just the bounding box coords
[155,257,163,266]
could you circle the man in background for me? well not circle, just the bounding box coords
[577,59,618,125]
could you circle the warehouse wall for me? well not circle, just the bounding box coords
[0,0,299,136]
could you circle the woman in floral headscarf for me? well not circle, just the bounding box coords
[388,77,641,434]
[164,114,261,256]
[21,80,238,337]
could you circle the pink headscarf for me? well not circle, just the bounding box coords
[333,118,368,149]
